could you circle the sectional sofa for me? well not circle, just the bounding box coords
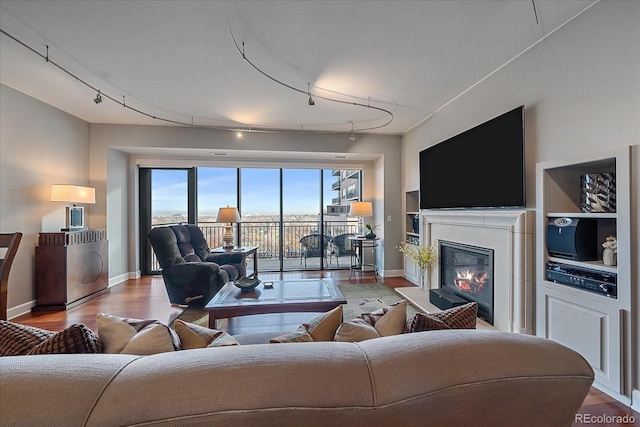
[1,329,594,426]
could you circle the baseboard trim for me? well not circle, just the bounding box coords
[592,382,632,407]
[108,271,140,287]
[7,300,35,320]
[383,269,405,277]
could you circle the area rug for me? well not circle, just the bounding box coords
[172,283,419,329]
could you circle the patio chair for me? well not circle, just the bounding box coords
[299,234,332,268]
[0,232,22,320]
[328,232,357,267]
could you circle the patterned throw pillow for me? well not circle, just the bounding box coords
[28,324,103,355]
[173,319,239,349]
[96,313,180,355]
[270,305,343,343]
[0,320,102,355]
[334,300,408,342]
[406,302,478,333]
[0,320,55,356]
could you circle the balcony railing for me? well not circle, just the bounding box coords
[150,220,359,272]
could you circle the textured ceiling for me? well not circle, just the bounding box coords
[0,0,597,136]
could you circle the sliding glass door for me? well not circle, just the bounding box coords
[140,166,361,274]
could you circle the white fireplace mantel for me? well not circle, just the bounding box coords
[397,209,534,334]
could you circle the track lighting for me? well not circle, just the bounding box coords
[350,123,355,141]
[93,90,103,104]
[307,83,314,106]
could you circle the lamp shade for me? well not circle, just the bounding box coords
[51,184,96,204]
[216,206,241,223]
[349,201,373,217]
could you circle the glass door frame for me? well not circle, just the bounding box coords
[139,167,197,275]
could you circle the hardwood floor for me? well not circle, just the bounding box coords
[9,271,639,425]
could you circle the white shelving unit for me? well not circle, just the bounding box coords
[404,190,420,284]
[535,145,632,404]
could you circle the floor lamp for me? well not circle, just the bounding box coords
[216,206,241,249]
[349,201,373,237]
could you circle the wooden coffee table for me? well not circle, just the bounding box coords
[203,278,346,329]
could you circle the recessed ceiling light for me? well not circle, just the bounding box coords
[211,152,229,156]
[334,155,348,159]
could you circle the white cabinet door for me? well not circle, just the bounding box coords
[538,286,622,393]
[404,255,419,285]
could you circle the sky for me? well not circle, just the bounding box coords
[151,167,343,216]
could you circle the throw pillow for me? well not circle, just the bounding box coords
[270,305,343,343]
[0,320,102,356]
[174,319,239,349]
[334,300,408,342]
[333,318,380,342]
[96,313,180,355]
[406,302,478,333]
[1,320,55,356]
[28,324,103,355]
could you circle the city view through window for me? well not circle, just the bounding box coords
[148,167,362,271]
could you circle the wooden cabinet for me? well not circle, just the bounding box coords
[33,229,109,311]
[535,145,632,403]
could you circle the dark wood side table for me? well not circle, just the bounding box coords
[210,246,259,278]
[33,229,109,311]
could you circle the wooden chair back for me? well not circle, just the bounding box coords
[0,232,23,320]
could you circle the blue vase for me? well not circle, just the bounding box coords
[412,215,420,233]
[365,232,376,239]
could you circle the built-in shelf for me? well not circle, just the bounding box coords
[404,190,420,284]
[535,145,632,405]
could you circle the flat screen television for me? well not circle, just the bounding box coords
[419,105,525,210]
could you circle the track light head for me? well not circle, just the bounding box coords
[307,83,314,106]
[349,123,355,141]
[93,90,103,104]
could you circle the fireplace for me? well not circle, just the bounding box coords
[439,240,494,324]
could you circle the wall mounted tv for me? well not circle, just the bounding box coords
[419,105,525,210]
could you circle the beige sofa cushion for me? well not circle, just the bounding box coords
[174,319,239,349]
[270,305,343,343]
[96,313,180,355]
[335,300,408,342]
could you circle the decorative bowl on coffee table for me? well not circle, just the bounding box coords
[234,277,260,293]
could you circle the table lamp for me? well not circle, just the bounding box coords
[216,206,241,249]
[50,184,96,231]
[349,201,373,236]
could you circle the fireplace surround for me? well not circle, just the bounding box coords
[397,209,533,333]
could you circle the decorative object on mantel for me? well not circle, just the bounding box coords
[50,184,96,231]
[602,235,617,266]
[580,173,616,213]
[398,241,438,291]
[216,206,241,249]
[364,223,380,239]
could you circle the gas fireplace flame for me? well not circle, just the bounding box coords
[453,269,488,295]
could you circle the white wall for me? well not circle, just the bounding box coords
[402,1,639,406]
[0,84,90,317]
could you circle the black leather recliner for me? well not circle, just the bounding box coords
[147,224,246,307]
